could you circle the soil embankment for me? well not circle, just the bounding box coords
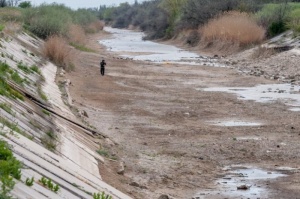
[65,29,300,199]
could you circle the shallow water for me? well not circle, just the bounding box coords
[195,166,286,199]
[209,119,262,127]
[100,27,223,66]
[203,84,300,111]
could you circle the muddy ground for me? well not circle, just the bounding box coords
[61,30,300,199]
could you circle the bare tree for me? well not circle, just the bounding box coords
[6,0,20,6]
[0,0,7,7]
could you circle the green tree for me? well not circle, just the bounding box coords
[159,0,187,37]
[18,1,31,8]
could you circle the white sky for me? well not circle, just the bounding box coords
[29,0,148,9]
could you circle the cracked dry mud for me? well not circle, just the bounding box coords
[62,30,300,199]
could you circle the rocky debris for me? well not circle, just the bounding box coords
[59,69,66,77]
[105,138,115,146]
[158,194,169,199]
[237,184,251,190]
[117,161,125,175]
[129,181,147,189]
[129,181,140,187]
[78,110,88,118]
[226,32,300,85]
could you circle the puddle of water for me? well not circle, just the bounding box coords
[100,27,224,66]
[203,84,300,111]
[210,120,262,127]
[290,107,300,111]
[195,166,286,199]
[236,136,262,141]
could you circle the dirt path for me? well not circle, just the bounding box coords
[64,31,300,199]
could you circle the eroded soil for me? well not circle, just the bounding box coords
[62,30,300,199]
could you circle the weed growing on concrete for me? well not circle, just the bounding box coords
[11,71,25,85]
[25,177,34,186]
[17,62,32,74]
[30,65,41,75]
[93,192,113,199]
[0,139,22,196]
[42,109,50,116]
[39,177,60,193]
[0,103,13,115]
[37,86,47,101]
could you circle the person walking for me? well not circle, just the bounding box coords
[100,59,106,76]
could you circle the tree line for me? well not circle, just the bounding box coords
[98,0,300,41]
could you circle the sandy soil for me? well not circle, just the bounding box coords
[63,30,300,199]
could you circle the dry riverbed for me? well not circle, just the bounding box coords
[63,28,300,199]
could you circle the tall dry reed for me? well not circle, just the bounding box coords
[68,24,86,45]
[85,21,105,33]
[43,36,72,69]
[201,11,266,46]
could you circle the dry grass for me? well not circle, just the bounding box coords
[43,35,73,69]
[200,11,266,46]
[68,24,86,45]
[3,22,22,35]
[252,45,276,59]
[85,21,105,33]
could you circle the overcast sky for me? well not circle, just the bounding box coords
[29,0,148,9]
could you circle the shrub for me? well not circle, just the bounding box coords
[0,103,13,115]
[43,35,72,69]
[256,3,290,36]
[30,65,41,74]
[85,21,104,33]
[201,11,265,46]
[0,8,22,22]
[67,24,86,45]
[0,77,24,100]
[0,139,22,196]
[72,8,99,28]
[11,71,25,85]
[19,1,32,8]
[287,8,300,32]
[17,62,32,74]
[22,4,73,39]
[41,133,56,152]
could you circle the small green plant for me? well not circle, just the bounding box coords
[53,184,59,193]
[0,24,5,32]
[0,139,22,196]
[25,177,34,186]
[0,103,13,115]
[46,130,56,139]
[96,149,109,157]
[11,71,25,85]
[39,177,59,193]
[37,86,47,101]
[17,62,32,74]
[42,109,50,116]
[47,179,53,190]
[93,192,113,199]
[22,49,27,54]
[30,65,41,74]
[96,148,117,160]
[70,42,95,52]
[39,177,47,186]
